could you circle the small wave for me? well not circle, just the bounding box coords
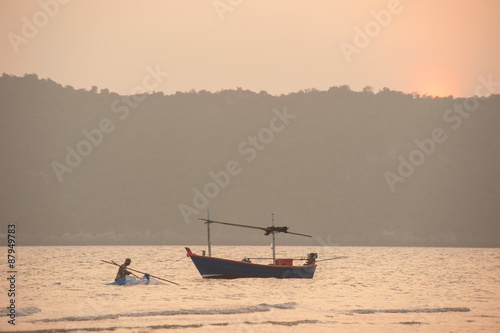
[2,323,204,333]
[352,307,470,314]
[243,319,320,326]
[399,321,428,325]
[0,306,41,317]
[263,302,296,309]
[149,324,203,329]
[33,302,297,323]
[17,306,42,316]
[266,319,320,326]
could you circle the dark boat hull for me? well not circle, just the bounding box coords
[187,249,316,279]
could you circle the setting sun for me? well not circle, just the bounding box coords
[421,81,452,98]
[413,69,461,97]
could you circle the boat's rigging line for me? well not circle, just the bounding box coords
[241,256,347,261]
[199,212,312,266]
[199,218,312,238]
[243,257,307,260]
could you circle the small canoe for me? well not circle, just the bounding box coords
[108,275,165,285]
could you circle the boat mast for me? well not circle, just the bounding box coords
[207,209,211,257]
[272,213,276,265]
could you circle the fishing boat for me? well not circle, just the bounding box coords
[186,214,318,279]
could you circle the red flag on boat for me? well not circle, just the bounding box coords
[185,247,194,257]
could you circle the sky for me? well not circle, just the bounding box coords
[1,0,499,98]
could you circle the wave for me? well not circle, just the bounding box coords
[399,321,428,325]
[351,307,470,314]
[32,302,297,323]
[2,323,204,333]
[262,319,320,326]
[2,320,319,333]
[0,306,41,317]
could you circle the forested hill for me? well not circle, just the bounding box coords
[1,73,499,247]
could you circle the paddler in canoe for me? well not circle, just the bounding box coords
[115,258,133,281]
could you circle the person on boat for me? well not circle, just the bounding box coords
[115,258,132,281]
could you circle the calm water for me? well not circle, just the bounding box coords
[1,246,499,332]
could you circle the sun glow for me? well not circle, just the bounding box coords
[421,81,452,97]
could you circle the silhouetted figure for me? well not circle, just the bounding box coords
[115,258,132,281]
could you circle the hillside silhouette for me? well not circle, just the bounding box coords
[1,73,499,247]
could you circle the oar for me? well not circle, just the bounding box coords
[122,266,180,286]
[101,260,180,285]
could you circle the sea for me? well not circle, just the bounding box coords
[1,246,499,332]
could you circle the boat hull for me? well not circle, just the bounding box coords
[187,251,316,279]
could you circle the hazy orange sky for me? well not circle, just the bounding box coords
[1,0,499,97]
